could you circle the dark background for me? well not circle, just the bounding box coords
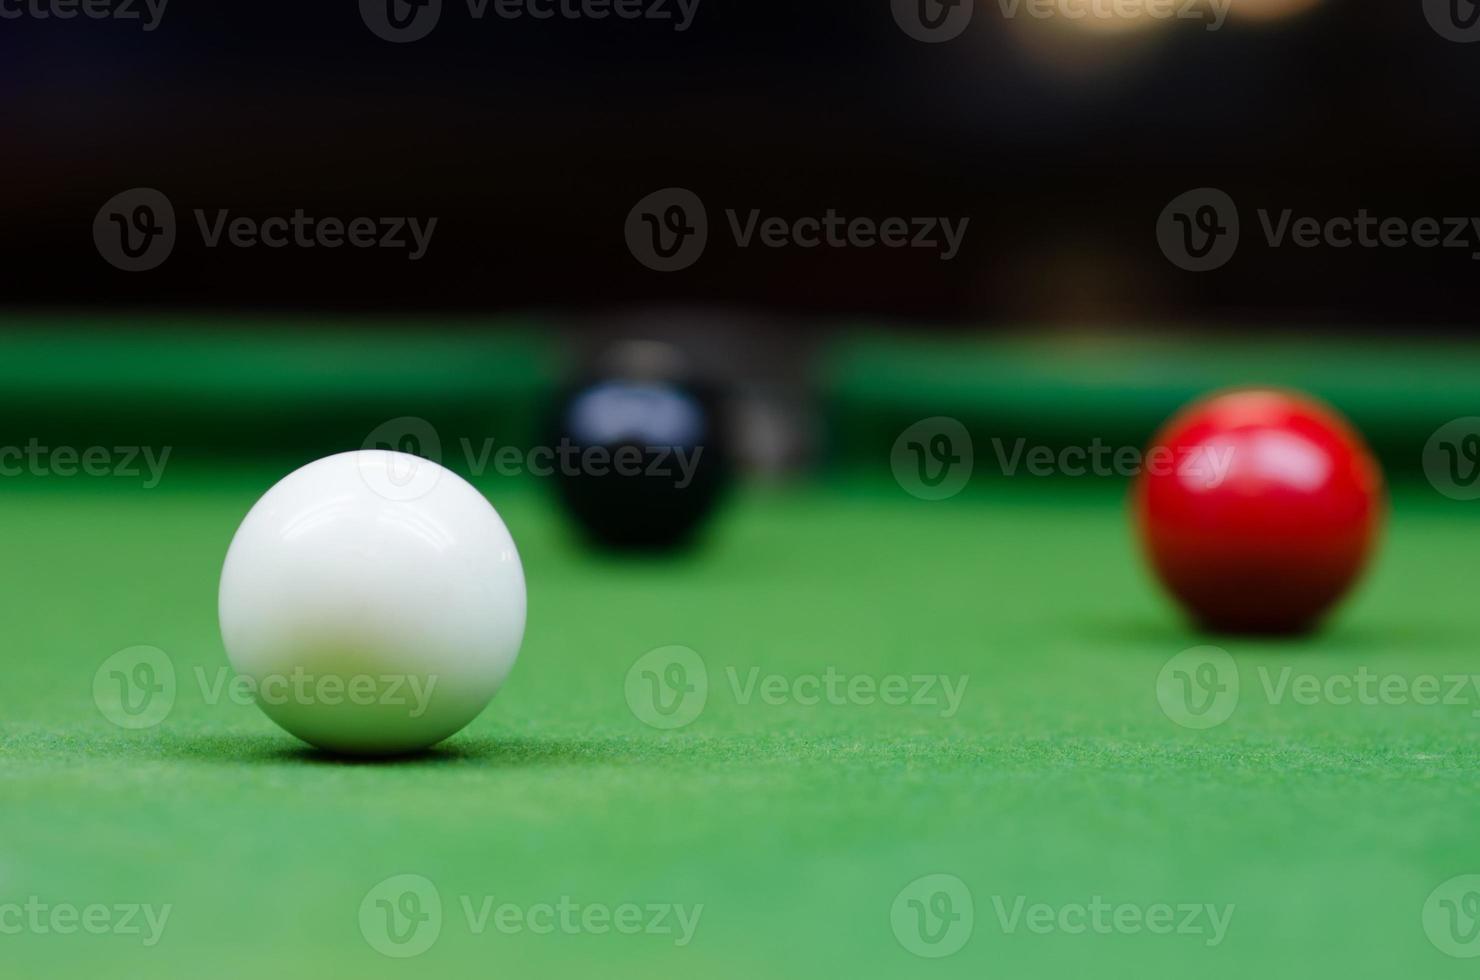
[1,0,1474,327]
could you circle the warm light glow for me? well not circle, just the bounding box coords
[1052,0,1180,35]
[1005,0,1324,38]
[1003,9,1171,79]
[1227,0,1324,22]
[1003,0,1324,78]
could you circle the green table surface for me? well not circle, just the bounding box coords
[5,470,1480,979]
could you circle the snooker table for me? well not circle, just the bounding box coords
[6,320,1480,979]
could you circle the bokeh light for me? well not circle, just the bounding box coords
[1228,0,1325,23]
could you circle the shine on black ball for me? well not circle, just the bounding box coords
[551,375,730,551]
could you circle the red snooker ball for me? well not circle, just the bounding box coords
[1134,388,1385,634]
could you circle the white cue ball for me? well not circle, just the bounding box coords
[218,450,526,755]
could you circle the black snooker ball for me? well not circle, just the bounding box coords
[551,374,730,551]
